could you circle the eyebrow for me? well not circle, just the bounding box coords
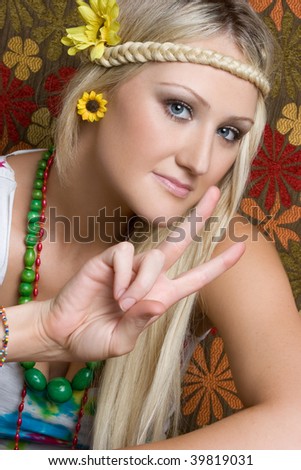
[159,82,255,125]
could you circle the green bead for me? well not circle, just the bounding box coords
[20,361,36,369]
[24,248,35,267]
[32,189,42,200]
[36,169,44,179]
[25,368,47,391]
[27,222,40,234]
[43,150,52,160]
[71,367,93,391]
[33,179,43,189]
[30,199,42,211]
[38,160,47,170]
[47,378,73,403]
[25,234,38,247]
[27,210,40,223]
[86,361,100,371]
[21,268,35,283]
[19,282,33,296]
[18,296,32,304]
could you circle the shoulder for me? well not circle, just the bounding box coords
[201,213,297,326]
[200,214,301,410]
[0,149,46,186]
[0,155,15,181]
[5,148,45,173]
[210,213,280,271]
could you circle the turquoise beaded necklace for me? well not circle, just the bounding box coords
[15,148,101,449]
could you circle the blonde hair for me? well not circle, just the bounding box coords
[55,0,274,449]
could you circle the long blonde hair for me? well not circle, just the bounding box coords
[55,0,274,449]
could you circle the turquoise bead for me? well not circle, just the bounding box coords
[30,199,42,211]
[18,296,32,304]
[19,282,33,296]
[25,368,47,391]
[21,268,35,283]
[71,367,93,391]
[33,179,43,189]
[20,361,36,369]
[32,189,42,200]
[27,210,40,223]
[24,248,35,267]
[47,378,73,403]
[25,234,38,247]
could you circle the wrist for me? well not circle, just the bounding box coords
[0,306,9,367]
[6,300,62,362]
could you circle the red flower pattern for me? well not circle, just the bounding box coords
[45,67,76,117]
[248,125,301,210]
[0,64,37,143]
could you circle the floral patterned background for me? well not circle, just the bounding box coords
[1,0,300,432]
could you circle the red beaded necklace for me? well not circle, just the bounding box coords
[15,148,100,450]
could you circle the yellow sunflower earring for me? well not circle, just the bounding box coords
[77,91,108,122]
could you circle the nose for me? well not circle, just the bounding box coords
[175,128,214,175]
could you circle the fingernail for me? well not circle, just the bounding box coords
[120,297,136,312]
[117,288,126,300]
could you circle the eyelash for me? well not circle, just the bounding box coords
[164,99,193,121]
[218,126,242,143]
[164,99,243,143]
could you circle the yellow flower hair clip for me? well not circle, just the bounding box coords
[77,91,108,122]
[62,0,121,61]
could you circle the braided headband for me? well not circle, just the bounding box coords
[62,0,270,98]
[95,41,270,97]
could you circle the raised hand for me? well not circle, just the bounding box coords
[42,187,245,362]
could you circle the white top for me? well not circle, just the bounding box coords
[0,155,16,285]
[0,149,44,285]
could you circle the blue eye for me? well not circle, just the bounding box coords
[218,126,241,142]
[166,100,192,121]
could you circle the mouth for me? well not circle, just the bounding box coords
[152,172,192,198]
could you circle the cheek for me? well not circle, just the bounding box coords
[193,151,238,201]
[107,113,162,165]
[209,147,238,183]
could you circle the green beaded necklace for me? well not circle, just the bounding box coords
[15,148,101,449]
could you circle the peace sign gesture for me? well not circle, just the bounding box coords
[42,187,245,362]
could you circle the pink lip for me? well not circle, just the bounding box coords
[153,172,192,198]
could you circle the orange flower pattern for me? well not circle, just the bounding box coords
[181,336,243,427]
[248,0,301,30]
[240,196,301,250]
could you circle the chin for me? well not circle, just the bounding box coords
[134,204,189,227]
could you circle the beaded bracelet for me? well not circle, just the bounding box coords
[0,306,9,367]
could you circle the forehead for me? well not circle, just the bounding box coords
[182,33,247,63]
[116,33,259,119]
[122,59,258,120]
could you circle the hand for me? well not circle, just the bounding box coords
[42,187,245,361]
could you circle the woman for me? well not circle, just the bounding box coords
[1,0,301,450]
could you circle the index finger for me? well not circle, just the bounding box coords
[158,186,220,271]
